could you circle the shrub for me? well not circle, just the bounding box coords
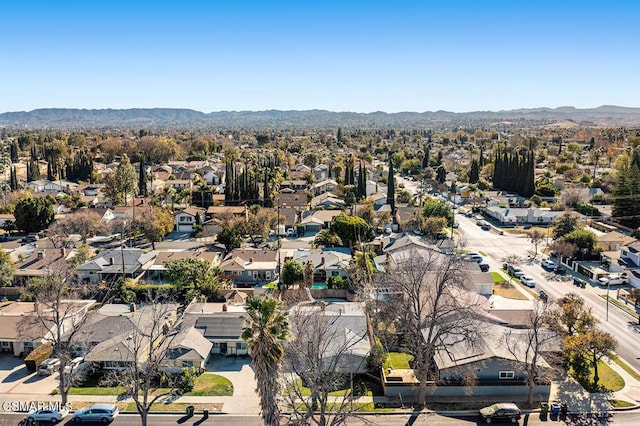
[24,342,53,372]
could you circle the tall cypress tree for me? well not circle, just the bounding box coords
[422,144,430,168]
[138,162,148,197]
[387,155,395,213]
[469,159,479,184]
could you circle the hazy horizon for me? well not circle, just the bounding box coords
[2,1,639,114]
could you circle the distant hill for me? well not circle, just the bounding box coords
[1,106,639,129]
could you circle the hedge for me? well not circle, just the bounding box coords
[24,342,53,372]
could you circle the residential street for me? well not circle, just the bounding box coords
[455,214,640,374]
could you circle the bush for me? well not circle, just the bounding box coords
[326,275,349,289]
[179,367,198,393]
[24,342,53,372]
[575,202,601,217]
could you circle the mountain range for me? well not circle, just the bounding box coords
[1,106,639,129]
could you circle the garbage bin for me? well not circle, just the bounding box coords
[560,402,568,414]
[540,402,549,414]
[186,405,195,417]
[551,402,560,415]
[203,408,209,419]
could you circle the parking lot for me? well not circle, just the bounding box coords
[0,354,58,395]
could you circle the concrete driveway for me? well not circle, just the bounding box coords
[205,354,259,412]
[0,354,58,395]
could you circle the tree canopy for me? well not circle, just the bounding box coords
[14,196,55,233]
[329,213,374,248]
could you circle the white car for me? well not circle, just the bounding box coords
[510,267,525,278]
[520,275,536,288]
[541,259,557,269]
[27,407,68,424]
[598,273,628,285]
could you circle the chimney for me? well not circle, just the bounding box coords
[222,304,227,312]
[60,248,65,257]
[320,256,325,265]
[249,258,254,263]
[37,251,44,260]
[109,257,114,265]
[130,303,136,312]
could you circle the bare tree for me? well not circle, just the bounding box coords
[529,229,545,257]
[503,300,559,407]
[283,303,371,426]
[375,247,485,407]
[101,300,180,426]
[19,265,95,405]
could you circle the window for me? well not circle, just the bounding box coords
[499,371,515,379]
[182,361,194,367]
[236,342,246,350]
[1,341,10,348]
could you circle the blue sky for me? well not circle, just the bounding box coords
[1,1,639,113]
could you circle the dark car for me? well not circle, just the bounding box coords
[479,263,490,272]
[479,402,521,423]
[539,290,548,301]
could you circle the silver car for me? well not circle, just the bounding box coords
[72,403,119,423]
[27,407,68,424]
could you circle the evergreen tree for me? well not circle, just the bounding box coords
[612,161,640,229]
[436,151,443,165]
[469,159,480,184]
[10,167,18,191]
[422,144,430,168]
[387,155,395,213]
[138,162,148,197]
[436,165,446,184]
[10,141,18,163]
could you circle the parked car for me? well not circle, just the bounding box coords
[541,259,557,270]
[452,222,459,229]
[479,402,522,423]
[481,224,491,231]
[508,266,524,278]
[39,358,60,376]
[72,403,119,423]
[466,254,483,263]
[539,290,548,301]
[479,263,490,272]
[598,273,628,285]
[63,357,94,383]
[27,407,68,424]
[521,275,536,288]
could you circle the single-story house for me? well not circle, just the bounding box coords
[13,248,73,285]
[144,248,223,284]
[485,206,563,225]
[310,192,345,210]
[183,303,248,356]
[219,248,279,287]
[76,248,157,282]
[299,210,343,234]
[292,250,351,284]
[161,325,213,373]
[311,179,338,196]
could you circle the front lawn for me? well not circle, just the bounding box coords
[383,352,413,369]
[184,373,233,396]
[491,272,506,283]
[571,360,625,392]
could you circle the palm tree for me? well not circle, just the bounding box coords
[242,297,291,426]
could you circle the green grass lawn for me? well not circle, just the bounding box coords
[285,376,380,398]
[184,373,234,396]
[609,399,635,408]
[612,356,640,382]
[66,375,126,395]
[383,352,413,369]
[124,402,223,412]
[491,272,506,283]
[572,360,625,392]
[478,250,487,256]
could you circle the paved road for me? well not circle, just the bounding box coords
[2,411,640,425]
[456,214,640,373]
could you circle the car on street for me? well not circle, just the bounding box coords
[541,259,557,270]
[539,290,548,301]
[507,266,524,278]
[465,253,483,263]
[479,262,490,272]
[26,407,68,424]
[520,275,536,288]
[479,402,521,423]
[72,403,119,423]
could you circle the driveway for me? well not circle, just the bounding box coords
[0,354,58,395]
[204,355,259,414]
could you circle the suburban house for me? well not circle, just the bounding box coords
[0,300,95,357]
[174,207,206,233]
[310,192,345,210]
[313,164,329,181]
[13,248,73,285]
[26,179,80,194]
[183,302,248,356]
[485,206,563,225]
[280,180,308,191]
[599,242,640,288]
[80,303,179,371]
[311,179,338,196]
[205,205,248,222]
[76,248,157,282]
[275,191,309,210]
[219,248,279,287]
[288,302,371,375]
[145,248,222,284]
[160,325,213,373]
[384,321,553,400]
[299,210,343,234]
[292,249,351,285]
